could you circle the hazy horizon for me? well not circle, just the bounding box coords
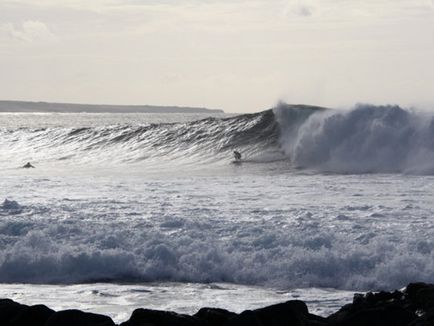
[1,0,434,113]
[0,99,225,113]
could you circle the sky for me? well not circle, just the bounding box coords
[0,0,433,113]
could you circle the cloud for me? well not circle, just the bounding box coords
[285,1,314,17]
[1,0,434,112]
[0,20,56,43]
[291,4,313,16]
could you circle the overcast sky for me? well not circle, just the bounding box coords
[1,0,433,112]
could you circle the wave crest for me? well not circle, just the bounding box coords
[276,104,434,174]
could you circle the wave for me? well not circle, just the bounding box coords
[2,103,434,174]
[275,104,434,174]
[1,198,433,290]
[0,110,281,167]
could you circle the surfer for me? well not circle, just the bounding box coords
[233,151,242,161]
[22,162,35,169]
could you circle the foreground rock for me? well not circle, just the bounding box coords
[327,282,434,326]
[0,299,28,325]
[10,304,55,326]
[194,307,237,326]
[0,301,114,326]
[2,282,434,325]
[119,308,202,326]
[45,310,115,326]
[224,300,326,326]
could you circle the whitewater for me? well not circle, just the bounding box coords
[1,103,434,322]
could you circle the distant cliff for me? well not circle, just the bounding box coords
[0,100,224,114]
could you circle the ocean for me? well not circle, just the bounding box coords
[1,104,434,323]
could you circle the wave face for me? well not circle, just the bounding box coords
[0,111,280,168]
[275,104,434,174]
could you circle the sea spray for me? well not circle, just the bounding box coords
[275,104,434,174]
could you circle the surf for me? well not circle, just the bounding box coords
[2,103,434,174]
[276,104,434,174]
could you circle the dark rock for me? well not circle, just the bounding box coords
[0,299,29,325]
[44,309,115,326]
[120,308,202,326]
[352,293,365,306]
[350,290,403,309]
[328,303,417,326]
[329,288,412,326]
[193,307,237,326]
[306,313,328,326]
[224,310,261,326]
[405,283,434,311]
[224,300,325,326]
[10,304,55,326]
[409,309,434,326]
[327,303,353,325]
[364,290,403,305]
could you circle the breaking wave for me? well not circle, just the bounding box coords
[1,200,433,290]
[2,103,434,173]
[276,104,434,174]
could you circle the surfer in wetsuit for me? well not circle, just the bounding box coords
[22,162,35,168]
[233,151,242,161]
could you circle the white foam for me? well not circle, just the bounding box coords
[0,172,433,291]
[276,104,434,174]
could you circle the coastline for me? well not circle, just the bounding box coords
[0,100,224,114]
[1,282,433,325]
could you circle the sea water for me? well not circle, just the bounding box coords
[1,104,434,323]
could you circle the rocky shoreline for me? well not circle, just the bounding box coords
[1,282,434,325]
